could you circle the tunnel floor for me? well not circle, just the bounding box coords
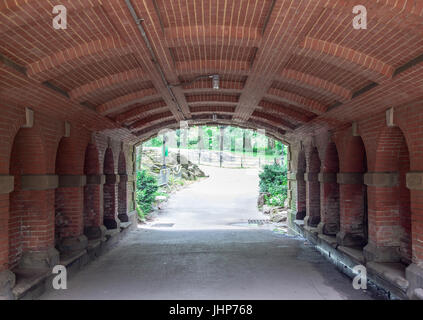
[40,167,374,300]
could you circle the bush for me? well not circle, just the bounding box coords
[259,164,288,207]
[136,169,159,217]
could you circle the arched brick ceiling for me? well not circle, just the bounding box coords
[1,0,423,143]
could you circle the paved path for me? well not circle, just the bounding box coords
[40,167,373,300]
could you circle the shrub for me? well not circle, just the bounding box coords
[136,169,159,216]
[259,164,288,207]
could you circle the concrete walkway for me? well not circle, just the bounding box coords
[40,166,373,300]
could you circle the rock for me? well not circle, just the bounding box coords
[155,195,167,202]
[270,206,284,215]
[270,213,287,223]
[262,205,271,214]
[257,193,267,207]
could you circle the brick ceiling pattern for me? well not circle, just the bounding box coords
[1,0,423,143]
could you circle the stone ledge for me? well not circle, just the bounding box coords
[21,175,58,191]
[86,174,106,185]
[364,172,398,187]
[337,173,363,185]
[406,172,423,190]
[105,174,120,185]
[0,175,14,194]
[318,173,337,183]
[304,172,318,182]
[59,175,87,188]
[366,261,409,298]
[337,246,365,264]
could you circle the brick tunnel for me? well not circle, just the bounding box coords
[0,0,423,300]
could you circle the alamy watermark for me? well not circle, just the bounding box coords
[52,265,68,290]
[352,265,367,290]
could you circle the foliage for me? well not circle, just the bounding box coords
[259,164,288,207]
[136,169,159,217]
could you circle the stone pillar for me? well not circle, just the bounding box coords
[0,175,15,299]
[304,172,320,227]
[84,174,107,240]
[55,175,88,256]
[363,172,401,262]
[317,172,339,235]
[336,172,367,246]
[103,174,120,230]
[405,172,423,299]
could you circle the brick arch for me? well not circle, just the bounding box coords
[305,147,321,227]
[366,126,412,263]
[54,137,85,250]
[299,38,394,83]
[334,131,369,247]
[319,142,340,235]
[103,147,117,229]
[8,127,53,269]
[27,37,130,83]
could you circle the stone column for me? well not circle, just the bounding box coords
[405,172,423,299]
[317,172,339,235]
[363,172,401,262]
[336,172,367,246]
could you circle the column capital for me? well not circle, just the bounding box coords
[58,175,87,188]
[86,174,106,185]
[364,172,398,187]
[406,172,423,190]
[105,174,120,185]
[318,172,337,183]
[0,175,14,194]
[304,172,318,182]
[21,175,58,190]
[337,172,363,185]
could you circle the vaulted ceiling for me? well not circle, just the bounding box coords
[1,0,423,143]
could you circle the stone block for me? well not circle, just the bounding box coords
[0,175,14,194]
[59,175,87,188]
[86,174,106,185]
[337,173,363,185]
[363,242,400,263]
[0,270,16,300]
[21,175,58,191]
[364,172,398,187]
[406,172,423,190]
[18,247,60,270]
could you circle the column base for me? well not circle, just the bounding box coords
[56,235,88,256]
[304,215,320,228]
[295,211,306,220]
[118,213,129,223]
[336,231,367,247]
[18,247,60,270]
[0,270,16,300]
[317,222,339,236]
[84,225,107,240]
[104,218,120,230]
[406,263,423,300]
[363,242,400,263]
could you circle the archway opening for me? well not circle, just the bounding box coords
[305,147,321,227]
[319,142,340,235]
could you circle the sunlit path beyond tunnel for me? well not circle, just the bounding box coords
[39,167,374,300]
